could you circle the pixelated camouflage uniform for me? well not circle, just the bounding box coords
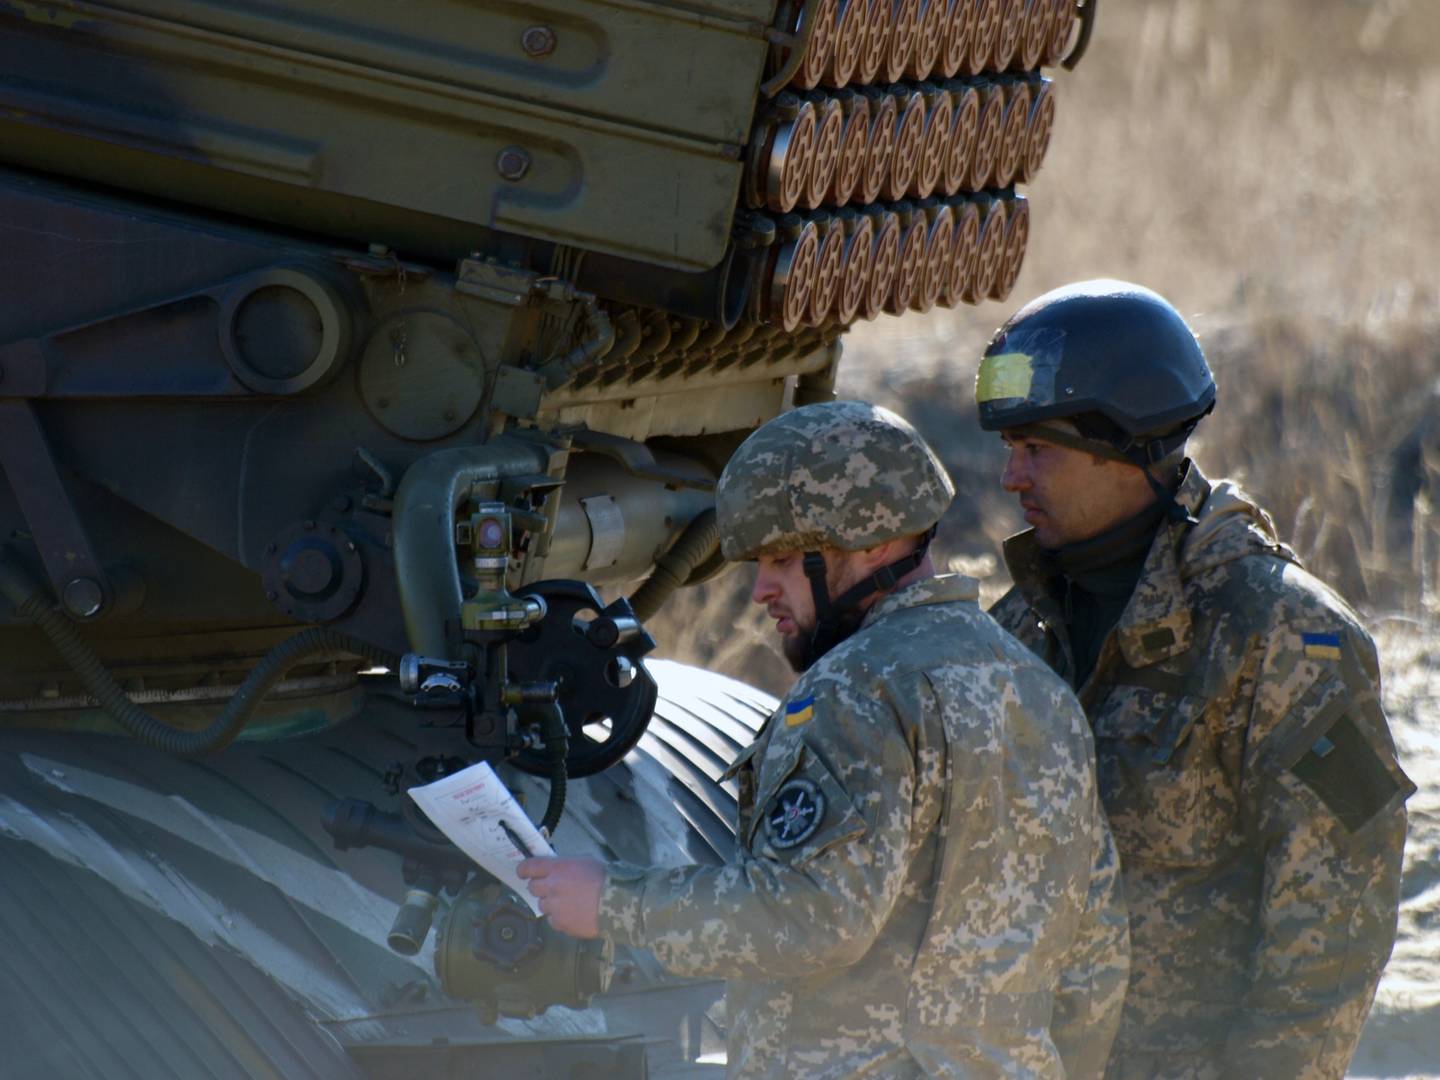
[990,463,1415,1080]
[599,401,1130,1078]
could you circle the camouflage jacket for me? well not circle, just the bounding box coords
[599,575,1129,1079]
[990,464,1415,1080]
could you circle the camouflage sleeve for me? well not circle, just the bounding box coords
[1048,790,1129,1080]
[1223,621,1414,1079]
[596,676,920,981]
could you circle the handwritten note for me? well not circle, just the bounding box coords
[407,761,554,914]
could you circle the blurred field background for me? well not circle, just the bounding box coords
[651,0,1440,1074]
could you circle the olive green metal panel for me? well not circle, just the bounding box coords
[107,0,776,141]
[0,0,774,269]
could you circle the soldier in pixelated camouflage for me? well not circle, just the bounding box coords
[976,279,1416,1080]
[521,400,1130,1078]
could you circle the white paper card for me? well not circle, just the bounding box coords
[407,760,554,915]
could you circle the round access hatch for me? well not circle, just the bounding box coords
[359,310,485,441]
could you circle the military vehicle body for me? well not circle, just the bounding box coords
[0,0,1092,1074]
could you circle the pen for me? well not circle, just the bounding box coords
[499,818,533,858]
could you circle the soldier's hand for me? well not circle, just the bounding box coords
[517,856,605,939]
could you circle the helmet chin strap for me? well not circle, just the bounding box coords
[1138,460,1196,526]
[794,527,937,672]
[1105,415,1209,528]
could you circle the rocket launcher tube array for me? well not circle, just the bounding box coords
[736,0,1077,327]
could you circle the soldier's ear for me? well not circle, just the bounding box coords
[858,535,919,573]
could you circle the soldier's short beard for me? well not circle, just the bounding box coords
[780,607,866,673]
[778,552,873,674]
[780,630,810,674]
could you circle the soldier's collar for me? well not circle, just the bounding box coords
[1000,464,1212,668]
[1170,460,1209,520]
[1110,464,1212,667]
[1001,531,1050,603]
[865,573,978,625]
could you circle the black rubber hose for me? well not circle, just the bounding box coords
[537,702,569,836]
[536,301,615,390]
[0,548,397,757]
[628,509,720,622]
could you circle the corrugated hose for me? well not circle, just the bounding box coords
[0,547,398,757]
[628,508,720,622]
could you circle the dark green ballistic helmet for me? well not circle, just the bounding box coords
[975,279,1216,461]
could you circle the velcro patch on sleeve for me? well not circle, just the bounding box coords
[765,778,826,848]
[784,695,815,727]
[755,746,867,865]
[1290,713,1405,832]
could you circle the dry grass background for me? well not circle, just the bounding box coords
[649,0,1440,1073]
[656,0,1440,686]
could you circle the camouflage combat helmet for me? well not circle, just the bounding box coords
[716,400,954,561]
[717,401,954,670]
[975,279,1215,467]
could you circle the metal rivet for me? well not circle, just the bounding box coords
[496,146,531,182]
[521,25,556,57]
[1064,386,1075,395]
[62,577,104,618]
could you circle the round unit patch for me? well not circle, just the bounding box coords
[765,778,826,849]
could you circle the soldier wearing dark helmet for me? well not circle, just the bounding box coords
[977,279,1415,1080]
[521,400,1130,1078]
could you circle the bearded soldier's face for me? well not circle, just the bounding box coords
[751,548,874,673]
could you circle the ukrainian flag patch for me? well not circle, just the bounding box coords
[1302,632,1343,661]
[785,696,815,727]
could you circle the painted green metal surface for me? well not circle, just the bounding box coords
[0,0,774,269]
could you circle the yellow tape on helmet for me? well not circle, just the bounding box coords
[975,351,1034,403]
